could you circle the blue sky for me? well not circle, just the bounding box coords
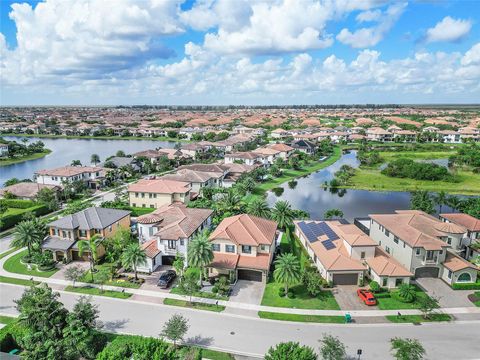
[0,0,479,105]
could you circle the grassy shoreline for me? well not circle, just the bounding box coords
[0,149,52,167]
[1,133,189,143]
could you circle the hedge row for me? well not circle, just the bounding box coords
[0,199,37,209]
[452,281,480,290]
[0,204,51,231]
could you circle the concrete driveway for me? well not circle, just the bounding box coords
[138,266,175,292]
[229,280,265,305]
[332,285,378,310]
[415,278,475,308]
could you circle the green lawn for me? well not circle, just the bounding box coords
[378,150,455,161]
[261,281,340,310]
[163,298,225,312]
[0,275,40,286]
[386,314,452,323]
[80,263,141,289]
[376,287,432,310]
[258,311,344,323]
[3,249,59,278]
[201,349,235,360]
[471,292,480,307]
[0,315,17,325]
[0,149,51,167]
[64,285,132,299]
[170,286,229,300]
[0,247,19,260]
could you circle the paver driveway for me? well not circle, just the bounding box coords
[415,278,474,308]
[332,285,378,310]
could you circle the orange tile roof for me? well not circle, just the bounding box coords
[237,253,271,271]
[210,252,239,270]
[128,179,190,194]
[366,248,413,277]
[141,239,161,258]
[440,213,480,232]
[443,252,479,272]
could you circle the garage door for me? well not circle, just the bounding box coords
[332,273,358,285]
[415,267,439,278]
[238,269,263,282]
[71,250,89,261]
[162,256,176,266]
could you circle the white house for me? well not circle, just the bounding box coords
[35,166,108,189]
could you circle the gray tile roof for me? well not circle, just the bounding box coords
[48,207,131,230]
[41,236,76,251]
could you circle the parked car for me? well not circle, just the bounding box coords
[357,289,377,306]
[157,270,176,289]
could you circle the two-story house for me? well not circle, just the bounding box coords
[208,214,280,283]
[440,213,480,261]
[160,169,219,195]
[41,207,131,262]
[294,220,412,288]
[369,210,478,287]
[136,203,213,272]
[128,179,191,208]
[224,152,265,166]
[267,143,295,159]
[35,166,109,189]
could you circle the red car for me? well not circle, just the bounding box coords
[357,289,377,306]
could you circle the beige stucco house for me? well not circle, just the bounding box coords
[128,179,191,208]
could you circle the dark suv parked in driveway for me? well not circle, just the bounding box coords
[157,270,176,289]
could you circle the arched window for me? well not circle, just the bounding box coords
[457,273,472,282]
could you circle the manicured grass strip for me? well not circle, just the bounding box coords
[386,314,452,323]
[0,149,51,167]
[0,315,17,325]
[469,292,480,307]
[0,247,19,260]
[258,311,344,323]
[201,349,235,360]
[376,287,432,310]
[163,298,225,312]
[3,249,59,278]
[80,263,141,289]
[0,275,40,286]
[170,286,228,301]
[64,285,132,299]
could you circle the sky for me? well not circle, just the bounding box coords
[0,0,479,106]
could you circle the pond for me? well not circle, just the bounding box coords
[1,136,177,186]
[266,150,456,222]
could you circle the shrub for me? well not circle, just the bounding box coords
[452,281,480,290]
[211,286,219,294]
[0,204,50,231]
[278,287,286,297]
[397,284,417,303]
[287,291,295,299]
[0,199,37,209]
[0,321,27,353]
[369,281,381,293]
[96,335,177,360]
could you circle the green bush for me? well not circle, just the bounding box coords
[96,335,178,360]
[452,281,480,290]
[0,321,26,353]
[212,286,218,294]
[0,204,50,231]
[369,280,381,293]
[278,287,286,297]
[396,284,417,303]
[374,292,391,299]
[287,291,295,299]
[0,199,37,209]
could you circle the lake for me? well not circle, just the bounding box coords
[1,136,177,186]
[266,150,456,222]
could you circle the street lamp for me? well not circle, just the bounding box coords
[357,349,362,360]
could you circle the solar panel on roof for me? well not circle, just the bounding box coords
[319,222,339,241]
[298,222,319,243]
[322,239,336,250]
[338,219,350,225]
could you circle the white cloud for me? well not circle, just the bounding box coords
[461,43,480,66]
[425,16,472,43]
[337,2,406,48]
[356,9,382,23]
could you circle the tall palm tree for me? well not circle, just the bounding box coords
[219,189,242,213]
[187,231,214,285]
[246,198,271,219]
[78,234,102,282]
[434,191,448,213]
[90,154,100,166]
[271,200,294,230]
[324,208,344,220]
[447,195,462,213]
[12,220,43,257]
[274,253,301,293]
[121,243,146,281]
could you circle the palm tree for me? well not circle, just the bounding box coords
[187,231,214,286]
[121,243,146,281]
[71,159,81,166]
[271,200,294,230]
[447,195,462,213]
[434,191,448,213]
[12,220,43,257]
[90,154,100,166]
[274,253,301,294]
[78,234,102,282]
[219,188,242,213]
[324,208,344,220]
[246,198,271,219]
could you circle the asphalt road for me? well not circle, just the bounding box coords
[1,283,479,359]
[0,234,13,254]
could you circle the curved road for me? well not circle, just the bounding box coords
[1,283,479,359]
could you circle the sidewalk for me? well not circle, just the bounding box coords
[2,248,480,318]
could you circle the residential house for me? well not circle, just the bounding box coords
[0,143,8,157]
[100,156,141,171]
[267,143,295,159]
[224,152,265,166]
[366,127,393,142]
[177,164,228,187]
[368,210,478,286]
[128,179,191,208]
[0,182,61,201]
[252,147,280,165]
[160,169,219,195]
[208,214,280,283]
[294,220,412,288]
[440,213,480,261]
[35,166,109,189]
[438,130,461,144]
[136,203,213,272]
[222,163,258,187]
[270,128,289,139]
[290,139,316,154]
[41,207,131,262]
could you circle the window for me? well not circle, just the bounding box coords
[447,270,452,279]
[62,230,67,238]
[135,192,139,198]
[79,230,87,238]
[150,205,155,208]
[382,278,388,287]
[385,229,390,237]
[393,236,399,244]
[458,272,472,282]
[415,248,421,256]
[447,237,452,245]
[180,240,184,246]
[167,240,176,249]
[225,245,235,253]
[132,203,136,207]
[242,245,252,254]
[108,225,112,231]
[212,244,220,252]
[385,246,391,254]
[360,251,366,259]
[395,278,403,287]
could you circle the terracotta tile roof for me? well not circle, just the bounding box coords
[0,182,60,199]
[443,252,479,272]
[161,169,214,183]
[366,248,413,277]
[209,214,277,246]
[370,210,451,251]
[142,239,161,258]
[137,203,212,240]
[440,213,480,232]
[226,152,262,160]
[237,253,271,271]
[267,143,294,152]
[128,179,191,194]
[252,147,280,156]
[210,252,239,270]
[35,166,106,177]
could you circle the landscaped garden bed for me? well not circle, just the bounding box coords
[468,292,480,307]
[3,249,58,278]
[170,285,229,301]
[79,262,143,289]
[0,199,51,231]
[374,285,432,310]
[64,285,132,299]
